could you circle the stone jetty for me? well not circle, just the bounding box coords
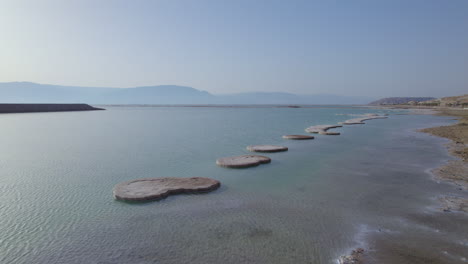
[247,145,288,152]
[113,177,220,202]
[216,155,271,168]
[305,124,343,135]
[282,135,314,140]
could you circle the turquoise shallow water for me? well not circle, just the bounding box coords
[0,106,467,263]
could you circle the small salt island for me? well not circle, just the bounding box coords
[305,124,342,135]
[113,177,220,202]
[282,135,314,140]
[216,154,271,168]
[247,145,288,152]
[339,114,388,125]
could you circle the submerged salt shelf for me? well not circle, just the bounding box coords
[339,114,388,125]
[0,106,466,264]
[305,124,343,135]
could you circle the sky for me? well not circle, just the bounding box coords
[0,0,467,97]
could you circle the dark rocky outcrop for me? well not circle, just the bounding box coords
[0,104,104,113]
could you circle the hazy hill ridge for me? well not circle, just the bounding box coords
[0,82,373,105]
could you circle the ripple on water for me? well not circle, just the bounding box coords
[0,108,465,264]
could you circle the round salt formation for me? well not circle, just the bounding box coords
[282,135,314,140]
[319,131,340,135]
[216,155,271,168]
[247,145,288,153]
[113,177,220,202]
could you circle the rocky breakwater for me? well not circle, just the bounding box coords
[0,103,104,113]
[305,124,342,135]
[113,177,220,202]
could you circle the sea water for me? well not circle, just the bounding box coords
[0,106,466,263]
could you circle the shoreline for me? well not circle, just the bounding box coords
[418,108,468,213]
[375,106,467,193]
[339,107,468,263]
[418,109,467,187]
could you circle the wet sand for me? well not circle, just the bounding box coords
[418,108,468,215]
[419,109,468,191]
[340,107,468,264]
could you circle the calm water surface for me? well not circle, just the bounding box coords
[0,106,466,263]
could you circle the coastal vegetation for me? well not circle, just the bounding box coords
[369,97,436,105]
[370,94,468,108]
[420,95,468,108]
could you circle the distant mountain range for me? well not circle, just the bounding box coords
[368,97,436,105]
[0,82,374,105]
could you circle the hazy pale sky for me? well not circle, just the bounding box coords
[1,0,467,97]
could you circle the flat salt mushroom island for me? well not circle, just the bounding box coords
[282,135,314,140]
[216,155,271,168]
[319,131,340,135]
[339,114,388,125]
[113,177,220,202]
[246,145,288,152]
[305,124,342,135]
